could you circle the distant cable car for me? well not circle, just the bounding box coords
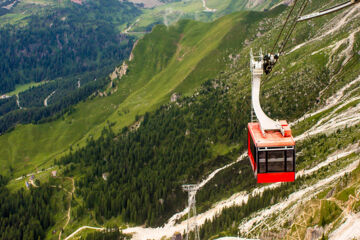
[247,50,295,183]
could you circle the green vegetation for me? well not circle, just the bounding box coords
[296,125,360,170]
[1,0,360,237]
[0,7,277,178]
[0,174,67,240]
[0,91,120,177]
[1,0,350,181]
[59,78,248,227]
[319,200,341,227]
[85,228,130,240]
[196,159,256,214]
[336,186,356,202]
[5,82,46,96]
[0,72,110,134]
[0,0,139,94]
[292,106,337,136]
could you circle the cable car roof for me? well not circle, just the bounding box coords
[248,122,295,147]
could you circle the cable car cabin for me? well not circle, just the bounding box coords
[248,121,295,183]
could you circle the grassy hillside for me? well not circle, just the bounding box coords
[0,7,285,178]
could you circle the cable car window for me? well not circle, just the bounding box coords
[267,151,285,172]
[259,151,266,173]
[286,150,294,172]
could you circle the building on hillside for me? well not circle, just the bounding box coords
[51,170,57,177]
[171,232,182,240]
[171,93,180,102]
[102,172,109,181]
[0,95,9,99]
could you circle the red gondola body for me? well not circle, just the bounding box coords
[248,121,295,183]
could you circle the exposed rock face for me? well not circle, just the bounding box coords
[246,0,295,9]
[270,0,294,9]
[110,62,128,80]
[326,188,336,198]
[260,230,287,240]
[71,0,82,5]
[121,0,163,8]
[279,0,295,6]
[246,0,266,8]
[305,226,324,240]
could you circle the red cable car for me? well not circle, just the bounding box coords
[248,50,295,183]
[245,1,360,183]
[248,121,295,183]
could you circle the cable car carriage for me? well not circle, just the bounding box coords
[248,50,295,183]
[248,121,295,183]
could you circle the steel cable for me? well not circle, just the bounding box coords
[271,0,299,54]
[279,0,310,54]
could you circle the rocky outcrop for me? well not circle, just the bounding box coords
[305,226,324,240]
[110,62,128,80]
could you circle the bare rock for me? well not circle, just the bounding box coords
[326,188,336,198]
[261,230,287,240]
[109,62,128,80]
[305,226,324,240]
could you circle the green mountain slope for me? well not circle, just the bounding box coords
[0,0,285,131]
[0,7,284,177]
[1,0,360,239]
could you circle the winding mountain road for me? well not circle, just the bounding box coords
[44,91,56,107]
